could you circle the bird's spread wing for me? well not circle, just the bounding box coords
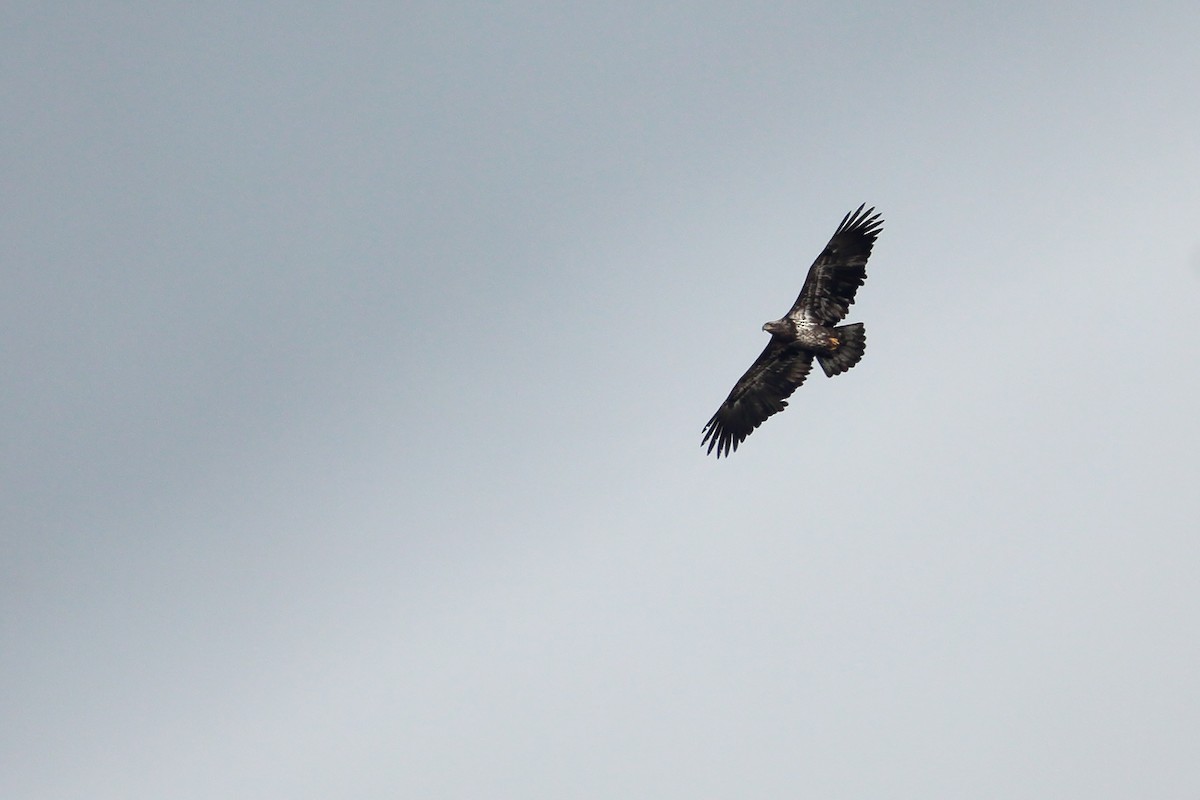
[701,342,814,457]
[787,204,883,326]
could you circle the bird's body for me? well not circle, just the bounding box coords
[701,205,883,457]
[764,318,842,353]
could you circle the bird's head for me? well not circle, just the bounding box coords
[762,319,793,338]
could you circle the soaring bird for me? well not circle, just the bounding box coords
[702,205,883,457]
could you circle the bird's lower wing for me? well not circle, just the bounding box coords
[701,343,814,457]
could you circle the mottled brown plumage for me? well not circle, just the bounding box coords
[702,205,883,457]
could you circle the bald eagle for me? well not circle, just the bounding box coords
[702,205,883,457]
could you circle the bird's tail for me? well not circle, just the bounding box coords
[817,323,866,377]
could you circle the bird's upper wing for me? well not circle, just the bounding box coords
[787,205,883,326]
[701,341,814,457]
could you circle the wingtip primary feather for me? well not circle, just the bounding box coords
[701,414,739,458]
[835,204,883,237]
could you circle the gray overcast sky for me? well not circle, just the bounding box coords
[4,2,1199,798]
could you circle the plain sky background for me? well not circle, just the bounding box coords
[4,2,1199,797]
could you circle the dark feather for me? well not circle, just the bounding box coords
[788,204,883,326]
[701,342,814,458]
[815,322,867,377]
